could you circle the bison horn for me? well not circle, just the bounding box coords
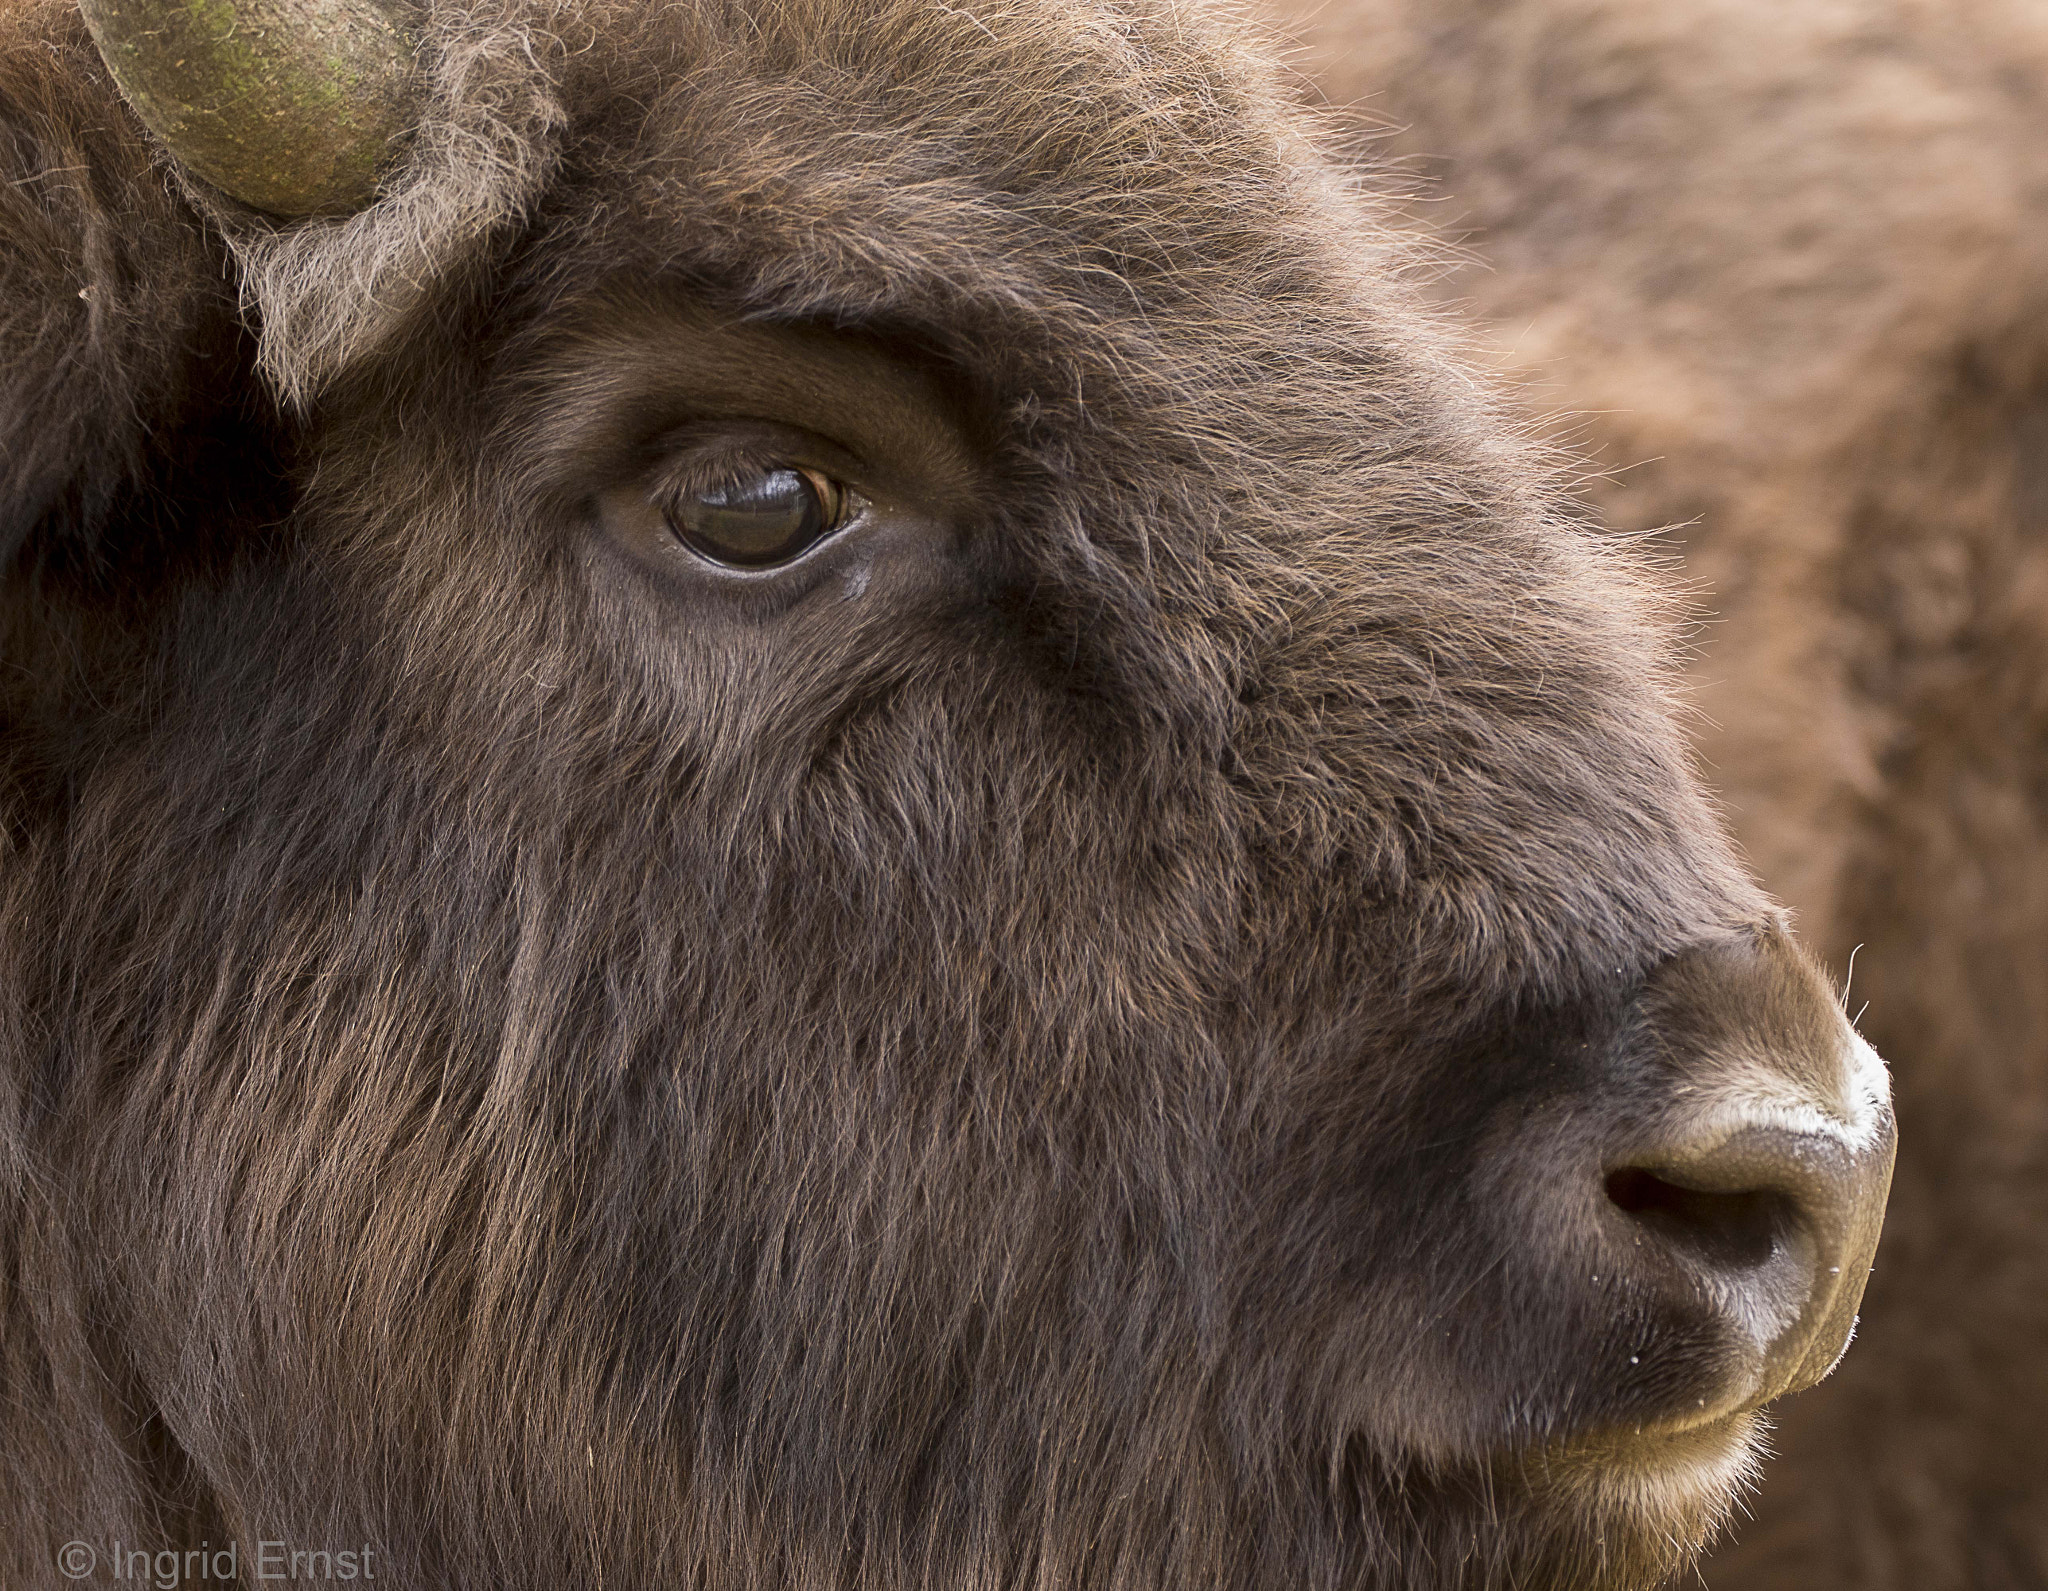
[78,0,421,217]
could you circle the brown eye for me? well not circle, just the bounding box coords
[665,466,846,568]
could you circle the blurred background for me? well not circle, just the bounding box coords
[1256,3,2048,1585]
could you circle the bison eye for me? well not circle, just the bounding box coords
[665,466,848,568]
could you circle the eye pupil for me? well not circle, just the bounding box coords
[668,467,842,568]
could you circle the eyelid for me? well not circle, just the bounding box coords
[650,462,853,524]
[642,419,871,494]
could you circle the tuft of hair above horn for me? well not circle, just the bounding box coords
[77,0,420,217]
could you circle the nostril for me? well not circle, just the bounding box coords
[1591,1111,1895,1417]
[1603,1165,1789,1273]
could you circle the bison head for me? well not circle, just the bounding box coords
[0,0,1892,1586]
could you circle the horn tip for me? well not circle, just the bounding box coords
[78,0,420,216]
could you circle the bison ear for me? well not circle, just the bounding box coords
[77,0,422,217]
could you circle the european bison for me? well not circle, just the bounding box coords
[0,0,1895,1586]
[1257,0,2048,1584]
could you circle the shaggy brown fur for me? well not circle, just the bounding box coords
[1259,2,2048,1584]
[1,0,1889,1585]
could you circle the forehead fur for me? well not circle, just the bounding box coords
[554,0,1339,309]
[202,0,1405,403]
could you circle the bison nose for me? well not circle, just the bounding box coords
[1600,1028,1895,1412]
[1564,926,1897,1429]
